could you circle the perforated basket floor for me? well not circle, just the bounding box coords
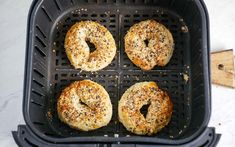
[45,5,191,138]
[18,0,218,145]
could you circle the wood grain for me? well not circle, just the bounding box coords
[211,49,235,88]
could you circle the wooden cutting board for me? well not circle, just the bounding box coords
[211,49,235,88]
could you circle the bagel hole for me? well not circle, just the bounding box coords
[80,100,88,107]
[86,41,96,53]
[144,39,149,47]
[140,104,150,118]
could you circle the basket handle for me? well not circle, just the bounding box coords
[12,125,221,147]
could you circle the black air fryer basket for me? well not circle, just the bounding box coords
[13,0,221,146]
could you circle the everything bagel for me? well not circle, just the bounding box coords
[125,20,174,70]
[57,80,112,131]
[65,21,116,71]
[118,82,173,135]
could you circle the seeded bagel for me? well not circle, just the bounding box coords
[125,20,174,70]
[118,82,173,135]
[57,80,112,131]
[65,21,116,71]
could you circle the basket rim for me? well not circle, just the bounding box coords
[22,0,211,144]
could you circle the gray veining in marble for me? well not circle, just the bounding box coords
[0,0,234,146]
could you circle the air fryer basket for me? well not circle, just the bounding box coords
[13,0,220,146]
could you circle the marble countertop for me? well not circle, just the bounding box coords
[0,0,234,146]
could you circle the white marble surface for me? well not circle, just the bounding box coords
[0,0,234,146]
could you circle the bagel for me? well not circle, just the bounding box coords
[65,21,116,71]
[124,20,174,70]
[118,82,173,135]
[57,80,112,131]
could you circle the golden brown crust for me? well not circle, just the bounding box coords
[118,82,173,135]
[124,20,174,70]
[57,80,112,131]
[65,21,116,71]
